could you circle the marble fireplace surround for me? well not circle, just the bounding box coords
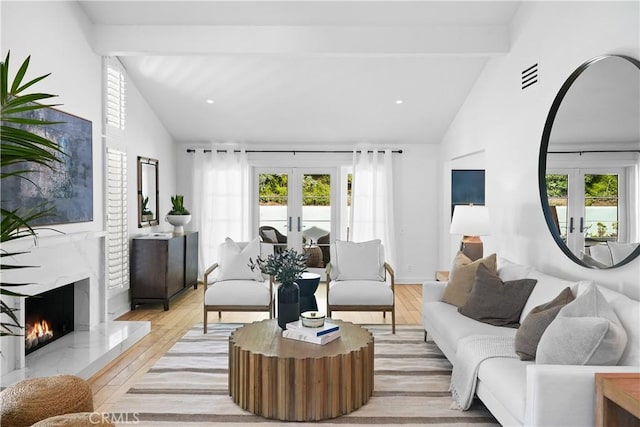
[1,231,150,388]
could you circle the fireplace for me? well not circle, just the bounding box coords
[25,283,74,355]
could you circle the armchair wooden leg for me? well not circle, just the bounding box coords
[204,309,208,334]
[392,307,396,334]
[218,311,222,319]
[383,312,386,319]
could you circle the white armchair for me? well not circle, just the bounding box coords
[325,240,396,333]
[203,238,274,333]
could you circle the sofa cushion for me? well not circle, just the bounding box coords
[217,238,264,281]
[477,357,532,425]
[205,280,270,306]
[537,283,628,365]
[328,280,393,305]
[515,287,575,361]
[458,263,537,328]
[442,252,497,307]
[423,301,517,360]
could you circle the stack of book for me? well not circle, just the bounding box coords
[282,320,341,345]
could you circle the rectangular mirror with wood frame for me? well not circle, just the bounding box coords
[138,156,159,227]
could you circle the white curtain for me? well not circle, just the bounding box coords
[349,149,396,267]
[191,149,250,278]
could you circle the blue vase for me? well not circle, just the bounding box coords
[277,282,300,329]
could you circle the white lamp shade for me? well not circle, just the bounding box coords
[450,205,491,236]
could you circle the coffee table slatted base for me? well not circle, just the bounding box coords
[228,319,374,421]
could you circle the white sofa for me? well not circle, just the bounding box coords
[422,259,640,427]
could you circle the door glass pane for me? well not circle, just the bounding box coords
[258,173,288,251]
[584,174,619,243]
[301,174,331,268]
[546,174,569,241]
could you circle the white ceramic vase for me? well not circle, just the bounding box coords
[165,214,191,234]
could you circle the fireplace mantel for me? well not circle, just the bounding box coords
[0,230,150,387]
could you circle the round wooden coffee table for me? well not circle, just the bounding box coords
[228,319,374,421]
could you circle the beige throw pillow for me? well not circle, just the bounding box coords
[442,252,497,307]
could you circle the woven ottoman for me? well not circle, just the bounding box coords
[0,375,94,427]
[32,412,115,426]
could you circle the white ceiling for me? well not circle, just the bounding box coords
[79,1,522,145]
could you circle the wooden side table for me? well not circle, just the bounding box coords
[228,319,374,421]
[595,372,640,427]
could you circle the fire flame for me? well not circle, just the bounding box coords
[25,320,54,349]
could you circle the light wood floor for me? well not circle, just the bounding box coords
[88,283,423,412]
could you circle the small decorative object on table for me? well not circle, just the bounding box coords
[250,248,308,329]
[165,194,191,234]
[287,318,339,336]
[300,310,326,328]
[284,319,341,345]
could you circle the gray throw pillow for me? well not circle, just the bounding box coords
[458,263,537,328]
[536,282,628,365]
[514,287,575,361]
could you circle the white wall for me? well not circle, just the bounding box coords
[105,62,177,317]
[440,1,640,298]
[175,143,440,283]
[1,1,103,234]
[2,1,177,318]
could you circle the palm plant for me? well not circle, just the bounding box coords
[1,51,64,336]
[168,194,190,215]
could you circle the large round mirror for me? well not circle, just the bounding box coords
[539,55,640,269]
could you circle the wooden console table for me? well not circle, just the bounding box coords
[595,372,640,427]
[131,232,198,310]
[228,319,374,421]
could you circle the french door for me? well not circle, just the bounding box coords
[254,167,336,269]
[546,168,626,255]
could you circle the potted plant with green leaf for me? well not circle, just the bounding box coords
[250,248,308,329]
[1,52,64,336]
[141,196,153,221]
[165,194,191,234]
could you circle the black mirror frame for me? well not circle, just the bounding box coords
[137,156,160,228]
[538,54,640,269]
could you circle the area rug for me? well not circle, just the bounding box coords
[108,323,499,426]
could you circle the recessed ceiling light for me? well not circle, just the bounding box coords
[206,99,215,104]
[395,99,404,105]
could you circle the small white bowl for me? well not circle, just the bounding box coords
[301,311,326,328]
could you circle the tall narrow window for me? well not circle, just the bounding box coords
[106,63,126,130]
[106,148,128,291]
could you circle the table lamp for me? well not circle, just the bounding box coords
[450,204,490,261]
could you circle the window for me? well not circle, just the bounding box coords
[106,148,128,292]
[106,61,126,130]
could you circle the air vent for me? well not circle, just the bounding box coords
[522,63,538,90]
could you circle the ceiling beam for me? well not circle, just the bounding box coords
[91,24,509,56]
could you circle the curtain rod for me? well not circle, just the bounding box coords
[186,149,403,154]
[548,150,640,154]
